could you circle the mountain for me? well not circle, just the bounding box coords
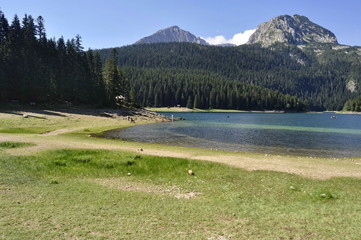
[135,26,209,45]
[216,43,236,47]
[247,14,338,46]
[98,41,361,110]
[96,14,361,111]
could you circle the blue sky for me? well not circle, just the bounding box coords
[1,0,361,49]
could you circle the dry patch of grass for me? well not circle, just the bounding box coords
[2,148,361,239]
[92,177,201,199]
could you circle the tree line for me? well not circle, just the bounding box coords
[127,67,307,111]
[0,11,308,111]
[98,42,361,110]
[0,11,131,107]
[1,11,360,112]
[343,96,361,112]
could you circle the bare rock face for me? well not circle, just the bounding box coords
[247,15,338,46]
[135,26,209,45]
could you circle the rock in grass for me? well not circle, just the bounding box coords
[188,170,195,175]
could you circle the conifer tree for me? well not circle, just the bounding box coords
[193,94,199,109]
[103,48,123,106]
[186,96,193,109]
[129,88,138,108]
[0,11,9,43]
[36,16,46,42]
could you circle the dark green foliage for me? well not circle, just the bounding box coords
[98,42,361,110]
[53,161,67,167]
[73,155,92,163]
[0,10,306,111]
[128,67,307,110]
[0,11,134,107]
[0,141,34,149]
[50,179,59,184]
[102,49,131,106]
[2,11,359,111]
[343,96,361,112]
[0,11,95,103]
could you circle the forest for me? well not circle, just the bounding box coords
[343,96,361,112]
[126,67,307,111]
[0,11,133,107]
[1,11,359,111]
[98,42,361,111]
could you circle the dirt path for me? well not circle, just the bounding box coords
[2,132,361,180]
[37,129,74,136]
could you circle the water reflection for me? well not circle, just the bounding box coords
[103,112,361,158]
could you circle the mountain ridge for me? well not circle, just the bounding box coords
[134,14,342,47]
[97,41,361,110]
[135,26,209,45]
[247,14,338,46]
[95,14,361,111]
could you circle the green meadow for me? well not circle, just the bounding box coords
[1,109,361,239]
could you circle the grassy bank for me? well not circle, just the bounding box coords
[1,108,361,239]
[1,147,361,239]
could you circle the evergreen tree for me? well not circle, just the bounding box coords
[102,48,124,106]
[36,16,46,42]
[129,88,138,108]
[0,11,9,43]
[186,96,193,109]
[193,94,199,109]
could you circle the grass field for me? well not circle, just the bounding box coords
[1,108,361,239]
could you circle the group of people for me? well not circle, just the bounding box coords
[126,116,136,123]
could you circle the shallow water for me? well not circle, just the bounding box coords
[103,112,361,157]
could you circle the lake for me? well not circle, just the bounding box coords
[103,112,361,158]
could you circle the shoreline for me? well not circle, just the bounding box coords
[146,107,286,113]
[147,107,361,115]
[1,108,361,179]
[3,108,361,239]
[103,112,361,159]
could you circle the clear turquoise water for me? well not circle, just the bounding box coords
[103,112,361,157]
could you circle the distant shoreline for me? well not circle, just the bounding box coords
[147,107,361,115]
[146,107,286,113]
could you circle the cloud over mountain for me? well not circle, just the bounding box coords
[202,29,256,46]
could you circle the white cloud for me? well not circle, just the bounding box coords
[202,29,256,46]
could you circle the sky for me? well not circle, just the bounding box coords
[1,0,361,49]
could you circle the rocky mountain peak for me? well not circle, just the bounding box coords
[135,26,209,45]
[247,14,338,46]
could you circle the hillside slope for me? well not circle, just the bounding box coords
[248,14,338,46]
[135,26,208,45]
[98,42,361,110]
